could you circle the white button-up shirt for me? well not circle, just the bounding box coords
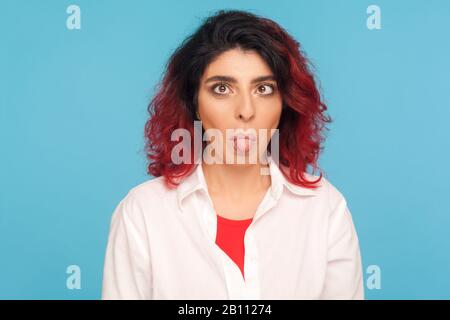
[101,156,364,299]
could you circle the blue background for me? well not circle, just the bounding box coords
[1,0,449,299]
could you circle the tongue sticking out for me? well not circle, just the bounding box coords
[235,138,251,153]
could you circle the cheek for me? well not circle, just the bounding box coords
[259,99,283,128]
[198,93,232,127]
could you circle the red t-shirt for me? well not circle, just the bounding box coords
[215,214,253,280]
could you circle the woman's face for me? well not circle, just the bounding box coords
[197,48,283,164]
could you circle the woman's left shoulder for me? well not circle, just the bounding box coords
[304,172,349,209]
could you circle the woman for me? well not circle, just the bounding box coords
[102,9,364,300]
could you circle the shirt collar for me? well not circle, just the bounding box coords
[176,155,319,212]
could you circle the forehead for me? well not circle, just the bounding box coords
[201,48,273,81]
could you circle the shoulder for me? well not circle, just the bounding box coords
[320,174,347,204]
[126,176,171,201]
[110,176,174,223]
[316,175,355,227]
[302,172,349,212]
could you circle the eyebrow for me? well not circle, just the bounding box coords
[204,75,277,84]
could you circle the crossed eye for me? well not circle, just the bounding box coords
[213,83,275,95]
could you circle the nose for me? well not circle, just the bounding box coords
[236,92,255,122]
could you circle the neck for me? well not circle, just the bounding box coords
[201,161,271,199]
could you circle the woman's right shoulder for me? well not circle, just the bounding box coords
[112,176,175,219]
[127,175,172,199]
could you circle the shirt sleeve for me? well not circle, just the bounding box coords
[320,196,365,300]
[101,195,153,299]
